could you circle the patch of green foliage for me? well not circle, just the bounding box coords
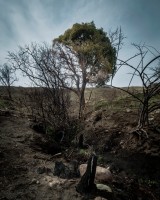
[78,149,90,160]
[46,125,55,136]
[94,100,109,110]
[54,22,116,86]
[0,99,11,109]
[94,95,142,111]
[139,178,159,188]
[45,118,84,147]
[97,155,105,164]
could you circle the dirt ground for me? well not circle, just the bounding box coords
[0,87,160,199]
[0,115,83,200]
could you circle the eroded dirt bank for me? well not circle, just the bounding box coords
[0,112,160,200]
[0,115,83,200]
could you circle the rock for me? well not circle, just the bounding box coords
[96,184,112,193]
[54,161,80,179]
[53,161,68,178]
[36,167,46,174]
[48,180,60,188]
[48,182,55,188]
[45,167,52,175]
[48,177,66,188]
[149,117,154,121]
[70,160,80,177]
[94,197,107,200]
[126,108,131,113]
[79,164,112,183]
[31,178,40,185]
[31,178,37,184]
[96,184,113,200]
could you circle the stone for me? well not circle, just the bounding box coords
[54,161,71,179]
[96,184,112,193]
[48,177,66,188]
[48,182,55,188]
[126,108,131,113]
[31,178,37,184]
[54,161,80,179]
[95,184,113,200]
[48,180,60,188]
[79,164,112,183]
[36,167,46,174]
[94,197,107,200]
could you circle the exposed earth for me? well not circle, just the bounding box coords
[0,113,84,200]
[0,89,160,199]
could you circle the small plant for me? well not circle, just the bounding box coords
[139,178,159,187]
[78,149,90,160]
[46,125,55,136]
[94,100,108,110]
[97,155,105,164]
[0,99,11,109]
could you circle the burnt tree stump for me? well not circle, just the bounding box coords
[78,134,84,148]
[76,153,97,194]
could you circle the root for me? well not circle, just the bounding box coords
[131,128,149,140]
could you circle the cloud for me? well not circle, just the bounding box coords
[0,0,160,86]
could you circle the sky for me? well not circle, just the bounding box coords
[0,0,160,87]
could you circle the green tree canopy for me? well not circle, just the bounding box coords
[54,22,116,82]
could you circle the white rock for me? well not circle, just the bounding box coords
[126,108,131,113]
[79,164,112,183]
[94,197,107,200]
[48,182,55,188]
[48,177,67,188]
[96,184,112,193]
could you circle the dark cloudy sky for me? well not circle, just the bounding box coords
[0,0,160,86]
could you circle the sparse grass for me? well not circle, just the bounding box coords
[139,178,159,187]
[97,155,105,164]
[78,149,87,157]
[0,85,145,114]
[0,99,11,109]
[94,100,109,110]
[78,149,91,160]
[94,95,140,111]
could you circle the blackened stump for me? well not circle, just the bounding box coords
[78,134,84,148]
[76,154,97,194]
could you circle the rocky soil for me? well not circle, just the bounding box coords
[0,108,160,200]
[0,114,83,200]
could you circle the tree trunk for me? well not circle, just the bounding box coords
[7,86,12,100]
[76,154,97,194]
[78,88,86,118]
[138,99,149,128]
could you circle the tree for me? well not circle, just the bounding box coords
[8,43,70,132]
[111,44,160,130]
[53,22,116,117]
[0,63,17,99]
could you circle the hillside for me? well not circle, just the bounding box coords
[0,86,160,200]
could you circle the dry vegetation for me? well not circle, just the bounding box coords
[0,86,160,200]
